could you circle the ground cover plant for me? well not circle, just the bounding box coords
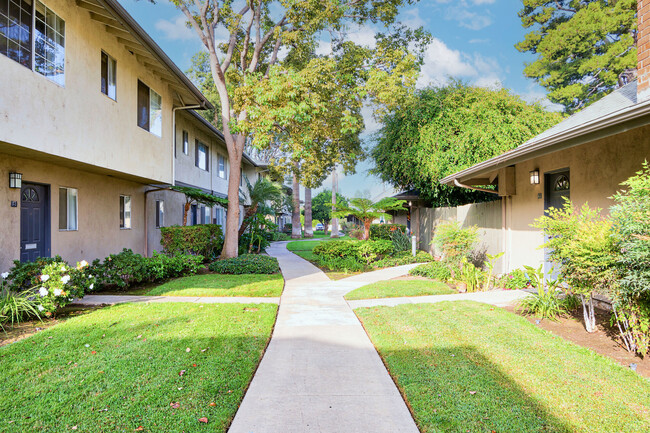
[146,274,284,297]
[0,302,277,432]
[344,279,455,300]
[208,254,280,275]
[356,301,650,433]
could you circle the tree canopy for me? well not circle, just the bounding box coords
[311,189,348,229]
[370,82,563,207]
[334,197,405,240]
[170,0,426,257]
[516,0,637,113]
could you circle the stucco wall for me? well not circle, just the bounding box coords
[0,153,146,273]
[503,125,650,272]
[0,0,173,183]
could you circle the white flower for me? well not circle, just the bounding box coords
[40,274,50,282]
[53,288,62,297]
[39,287,48,297]
[1,272,8,279]
[60,266,66,272]
[37,305,44,312]
[61,275,71,284]
[89,283,94,290]
[78,260,89,269]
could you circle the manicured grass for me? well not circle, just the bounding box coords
[344,279,455,300]
[286,239,359,280]
[356,301,650,433]
[145,273,284,297]
[0,302,277,432]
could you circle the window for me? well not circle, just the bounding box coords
[218,154,227,178]
[137,80,162,137]
[1,0,65,85]
[101,51,116,100]
[190,204,197,226]
[214,206,224,226]
[58,187,77,231]
[155,200,164,228]
[199,205,210,224]
[182,130,188,155]
[119,195,131,229]
[196,140,208,171]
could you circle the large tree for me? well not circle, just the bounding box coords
[516,0,637,113]
[312,189,348,235]
[172,0,424,257]
[370,82,563,207]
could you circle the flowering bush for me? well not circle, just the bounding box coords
[32,260,93,315]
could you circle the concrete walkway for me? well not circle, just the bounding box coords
[74,294,279,305]
[228,242,419,433]
[347,289,530,309]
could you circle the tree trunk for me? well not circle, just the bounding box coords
[323,219,330,235]
[238,203,259,237]
[291,172,302,239]
[581,294,597,333]
[220,144,243,258]
[363,219,372,241]
[331,169,339,238]
[183,201,191,226]
[304,187,313,238]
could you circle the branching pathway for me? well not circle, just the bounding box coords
[74,294,279,305]
[228,242,419,433]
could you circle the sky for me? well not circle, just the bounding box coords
[117,0,558,199]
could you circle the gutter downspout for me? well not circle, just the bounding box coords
[453,179,499,195]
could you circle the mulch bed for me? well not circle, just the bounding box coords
[505,305,650,378]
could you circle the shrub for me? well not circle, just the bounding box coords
[459,258,485,292]
[313,240,361,260]
[516,266,566,321]
[313,239,393,264]
[610,162,650,355]
[272,232,291,241]
[349,227,365,240]
[373,251,434,268]
[533,201,618,332]
[357,240,394,264]
[369,224,407,240]
[0,289,41,329]
[209,254,280,274]
[432,222,479,271]
[31,260,94,315]
[146,252,204,281]
[160,224,223,260]
[498,268,529,290]
[390,230,411,252]
[316,255,367,273]
[5,256,63,292]
[283,223,293,234]
[410,261,454,282]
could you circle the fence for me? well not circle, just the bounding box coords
[417,200,505,273]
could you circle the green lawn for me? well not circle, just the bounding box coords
[145,274,284,297]
[356,301,650,433]
[286,238,359,280]
[345,279,455,300]
[0,302,277,432]
[285,238,347,253]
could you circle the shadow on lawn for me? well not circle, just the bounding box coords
[382,345,574,433]
[0,303,275,433]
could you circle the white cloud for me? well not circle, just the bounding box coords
[346,25,377,49]
[155,15,195,41]
[445,7,492,30]
[468,38,489,44]
[361,104,381,135]
[416,38,503,89]
[471,0,496,4]
[401,9,427,29]
[519,85,564,112]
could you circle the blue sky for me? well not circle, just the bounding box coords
[117,0,555,199]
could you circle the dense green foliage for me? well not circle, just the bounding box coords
[371,83,562,206]
[369,224,407,240]
[344,279,454,300]
[410,261,454,282]
[334,197,406,240]
[611,162,650,354]
[160,224,223,259]
[146,273,284,297]
[517,265,567,321]
[356,302,650,433]
[432,222,479,271]
[0,302,277,432]
[5,256,64,292]
[209,254,280,275]
[516,0,637,113]
[389,229,411,252]
[90,249,203,290]
[498,268,530,290]
[313,240,394,264]
[372,251,433,268]
[311,190,348,234]
[0,287,41,329]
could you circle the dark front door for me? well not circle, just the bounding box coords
[543,170,570,275]
[20,183,50,262]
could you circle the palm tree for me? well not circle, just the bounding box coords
[333,197,406,240]
[238,176,284,237]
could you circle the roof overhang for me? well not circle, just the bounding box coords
[80,0,213,110]
[441,95,650,186]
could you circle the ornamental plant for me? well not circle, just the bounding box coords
[432,222,479,276]
[32,260,93,316]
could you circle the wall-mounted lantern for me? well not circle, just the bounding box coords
[9,172,22,189]
[529,169,540,185]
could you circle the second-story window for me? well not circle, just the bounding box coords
[119,195,131,229]
[0,0,65,85]
[218,155,227,179]
[101,51,116,100]
[137,80,162,137]
[195,140,208,171]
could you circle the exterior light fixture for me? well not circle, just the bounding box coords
[529,169,540,185]
[9,172,22,189]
